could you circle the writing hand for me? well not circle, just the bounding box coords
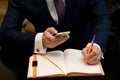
[82,45,103,65]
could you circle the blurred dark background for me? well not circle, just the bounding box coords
[0,0,120,80]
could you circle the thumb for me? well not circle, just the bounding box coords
[82,47,88,57]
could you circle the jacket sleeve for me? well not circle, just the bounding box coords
[89,0,111,53]
[0,0,36,53]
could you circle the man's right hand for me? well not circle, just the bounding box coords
[42,27,70,48]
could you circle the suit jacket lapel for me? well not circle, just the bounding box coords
[35,0,56,25]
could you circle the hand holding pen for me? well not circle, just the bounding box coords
[82,34,103,65]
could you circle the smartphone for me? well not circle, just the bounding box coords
[54,31,70,37]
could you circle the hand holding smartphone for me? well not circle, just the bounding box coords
[54,31,70,37]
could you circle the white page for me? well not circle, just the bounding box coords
[64,49,102,74]
[45,50,66,74]
[27,51,66,78]
[37,55,64,77]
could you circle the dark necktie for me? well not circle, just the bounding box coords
[54,0,65,23]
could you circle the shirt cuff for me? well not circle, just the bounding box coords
[33,33,47,54]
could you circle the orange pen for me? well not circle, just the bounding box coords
[85,34,96,63]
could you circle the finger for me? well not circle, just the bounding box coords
[87,54,98,63]
[98,51,103,60]
[46,27,58,35]
[87,51,102,65]
[85,46,100,63]
[82,47,89,57]
[52,35,70,42]
[44,27,58,41]
[86,59,99,65]
[51,35,70,45]
[57,35,70,44]
[45,35,69,48]
[87,45,100,59]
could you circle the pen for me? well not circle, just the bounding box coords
[85,34,96,63]
[87,34,96,54]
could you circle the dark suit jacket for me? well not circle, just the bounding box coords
[0,0,111,79]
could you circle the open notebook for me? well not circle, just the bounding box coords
[27,49,104,78]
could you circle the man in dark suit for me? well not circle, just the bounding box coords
[0,0,111,79]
